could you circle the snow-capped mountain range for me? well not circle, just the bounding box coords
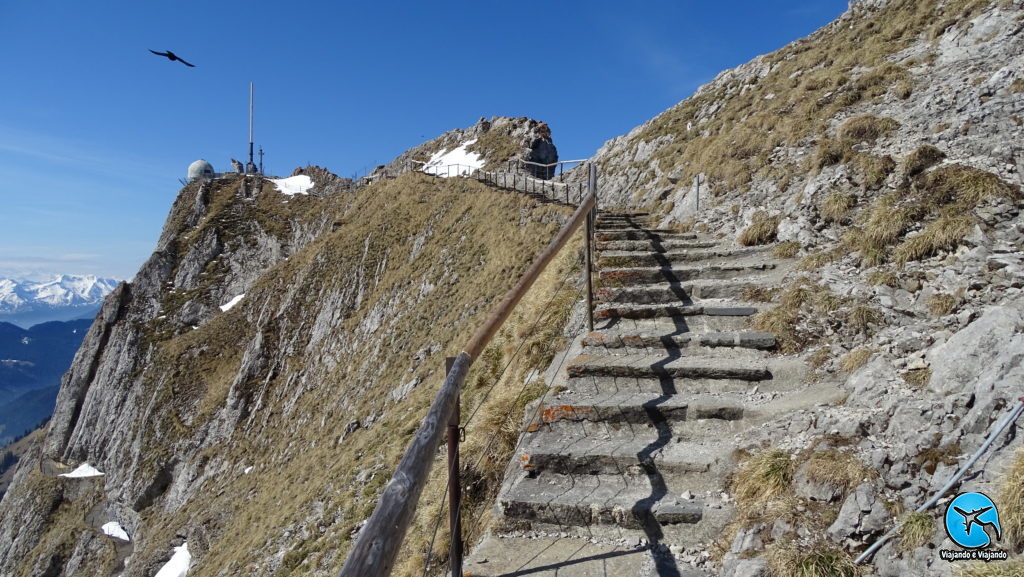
[0,275,118,328]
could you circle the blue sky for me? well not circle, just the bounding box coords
[0,0,848,280]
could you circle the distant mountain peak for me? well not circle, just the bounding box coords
[0,275,118,327]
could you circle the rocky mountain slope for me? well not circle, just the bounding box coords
[561,0,1024,575]
[0,116,581,577]
[0,275,118,328]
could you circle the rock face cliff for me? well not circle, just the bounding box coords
[570,0,1024,575]
[0,143,575,576]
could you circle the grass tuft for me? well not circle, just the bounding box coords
[903,144,945,177]
[838,115,900,144]
[926,292,960,316]
[839,348,873,373]
[734,450,796,513]
[902,368,932,388]
[852,153,896,189]
[766,539,857,577]
[739,211,783,246]
[867,270,898,287]
[820,193,855,224]
[998,448,1024,550]
[897,512,935,552]
[917,164,1021,206]
[773,241,801,258]
[893,214,974,265]
[743,286,779,303]
[799,249,841,271]
[958,561,1024,577]
[846,305,883,335]
[805,450,876,495]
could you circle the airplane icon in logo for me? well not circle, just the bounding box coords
[953,505,1002,541]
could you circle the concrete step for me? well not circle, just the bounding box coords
[595,230,699,242]
[465,535,710,577]
[498,472,709,530]
[594,303,759,321]
[596,239,719,252]
[595,280,769,305]
[518,430,734,480]
[597,247,772,269]
[596,227,687,236]
[594,314,756,335]
[566,354,771,381]
[582,331,776,351]
[534,392,746,426]
[599,264,776,286]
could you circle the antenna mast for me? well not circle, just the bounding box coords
[247,82,255,173]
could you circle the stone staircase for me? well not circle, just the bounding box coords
[464,212,824,577]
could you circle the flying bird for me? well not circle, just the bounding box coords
[149,50,195,67]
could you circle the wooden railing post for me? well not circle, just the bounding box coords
[585,163,598,332]
[445,356,462,577]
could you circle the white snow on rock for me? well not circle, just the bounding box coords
[0,275,118,312]
[154,543,191,577]
[421,139,484,177]
[59,463,105,478]
[101,522,130,541]
[219,294,245,312]
[270,175,314,196]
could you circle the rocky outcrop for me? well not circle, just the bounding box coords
[0,171,573,577]
[563,1,1024,574]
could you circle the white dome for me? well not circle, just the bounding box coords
[187,159,215,181]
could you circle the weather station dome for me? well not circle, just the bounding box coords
[187,159,216,181]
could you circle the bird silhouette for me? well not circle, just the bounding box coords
[149,50,195,67]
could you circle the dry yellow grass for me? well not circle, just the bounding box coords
[903,144,945,176]
[773,241,801,258]
[820,193,855,224]
[957,561,1024,577]
[734,450,796,514]
[902,368,932,388]
[999,448,1024,550]
[839,348,873,373]
[805,450,876,495]
[838,115,900,144]
[926,292,961,316]
[739,211,782,246]
[896,512,935,552]
[766,539,857,577]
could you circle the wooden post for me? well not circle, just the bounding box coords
[445,357,462,577]
[338,353,471,577]
[586,164,598,331]
[585,210,594,332]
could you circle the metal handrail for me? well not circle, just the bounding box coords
[338,165,598,577]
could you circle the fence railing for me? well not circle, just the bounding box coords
[366,157,592,207]
[338,164,598,577]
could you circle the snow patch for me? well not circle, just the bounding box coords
[270,175,314,196]
[219,294,245,312]
[421,140,484,177]
[59,463,105,478]
[154,543,191,577]
[101,522,130,541]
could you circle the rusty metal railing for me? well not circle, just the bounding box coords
[338,164,598,577]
